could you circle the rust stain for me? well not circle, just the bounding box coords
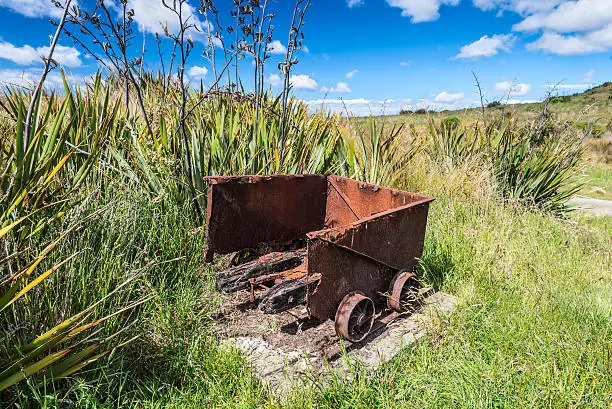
[205,175,327,256]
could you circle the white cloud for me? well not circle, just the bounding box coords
[267,73,318,90]
[267,74,283,87]
[306,96,474,116]
[0,0,78,18]
[513,0,612,33]
[454,34,515,59]
[309,98,372,105]
[434,91,465,103]
[188,66,208,79]
[495,81,532,96]
[0,68,42,89]
[347,0,365,7]
[290,74,318,90]
[0,68,87,91]
[0,41,82,67]
[581,70,596,82]
[472,0,561,15]
[129,0,209,42]
[39,45,82,67]
[322,82,352,93]
[267,40,287,55]
[526,25,612,55]
[345,69,358,79]
[504,99,540,105]
[306,98,408,116]
[0,42,37,65]
[399,61,410,66]
[385,0,460,23]
[474,0,612,56]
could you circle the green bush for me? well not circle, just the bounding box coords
[550,96,571,104]
[443,116,460,130]
[425,116,584,213]
[491,119,583,213]
[425,117,482,171]
[575,120,606,138]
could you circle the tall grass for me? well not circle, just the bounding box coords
[339,116,421,186]
[293,200,611,409]
[1,67,600,407]
[424,116,482,171]
[0,72,142,395]
[422,115,586,213]
[6,170,609,408]
[491,120,584,212]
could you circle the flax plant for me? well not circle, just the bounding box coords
[1,70,143,394]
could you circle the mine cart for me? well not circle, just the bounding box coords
[205,175,434,342]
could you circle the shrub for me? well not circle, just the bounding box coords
[424,116,584,214]
[487,101,502,108]
[489,119,584,213]
[1,73,140,395]
[550,95,571,104]
[444,116,460,130]
[339,116,421,186]
[575,121,606,138]
[424,117,482,171]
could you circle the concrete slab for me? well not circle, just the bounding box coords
[221,292,456,394]
[569,197,612,217]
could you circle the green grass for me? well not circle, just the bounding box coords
[2,74,610,408]
[581,163,612,200]
[5,180,610,408]
[295,199,611,409]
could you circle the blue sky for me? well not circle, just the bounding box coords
[0,0,611,115]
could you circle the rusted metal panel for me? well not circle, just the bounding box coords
[307,180,433,321]
[310,200,432,271]
[306,238,395,320]
[325,176,427,225]
[324,178,360,229]
[205,175,327,255]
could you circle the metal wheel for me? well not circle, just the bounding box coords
[335,291,375,342]
[387,270,419,312]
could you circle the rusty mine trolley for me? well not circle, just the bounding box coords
[205,174,434,342]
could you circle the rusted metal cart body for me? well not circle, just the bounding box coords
[206,174,434,341]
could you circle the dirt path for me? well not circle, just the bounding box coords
[569,197,612,217]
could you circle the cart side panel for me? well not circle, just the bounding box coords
[206,175,327,255]
[307,201,432,320]
[306,239,395,321]
[324,181,360,229]
[317,201,432,270]
[325,176,427,227]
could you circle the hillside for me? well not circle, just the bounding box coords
[455,81,612,119]
[389,82,612,133]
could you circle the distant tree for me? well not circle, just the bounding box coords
[487,100,502,108]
